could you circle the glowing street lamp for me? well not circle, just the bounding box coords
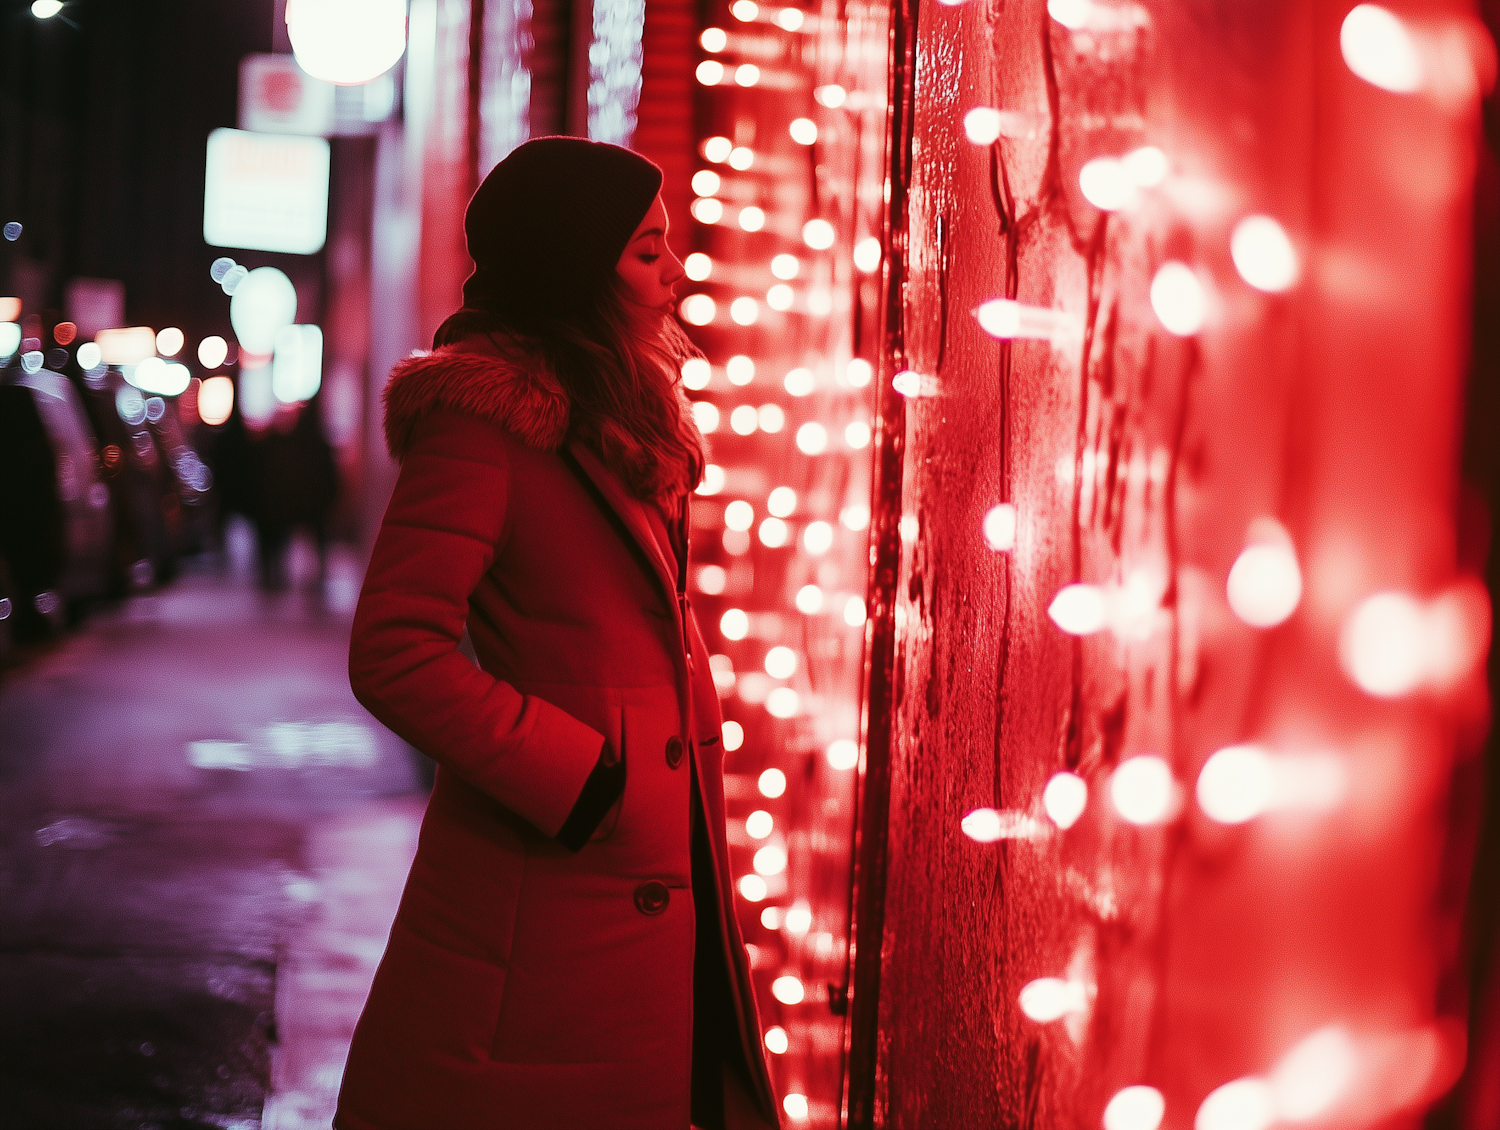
[286,0,408,86]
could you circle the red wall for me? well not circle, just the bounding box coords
[853,3,1489,1127]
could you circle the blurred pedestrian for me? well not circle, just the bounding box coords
[246,398,338,591]
[338,138,780,1130]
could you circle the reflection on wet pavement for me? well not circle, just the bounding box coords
[0,566,425,1129]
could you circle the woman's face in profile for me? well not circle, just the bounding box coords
[615,194,685,314]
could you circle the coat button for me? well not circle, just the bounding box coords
[634,881,670,916]
[665,736,684,769]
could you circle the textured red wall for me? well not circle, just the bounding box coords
[853,2,1491,1128]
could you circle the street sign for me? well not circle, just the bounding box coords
[203,127,330,255]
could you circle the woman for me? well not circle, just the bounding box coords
[335,138,781,1130]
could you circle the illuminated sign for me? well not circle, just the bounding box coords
[203,127,330,255]
[239,54,335,137]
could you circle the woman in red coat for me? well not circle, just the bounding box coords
[336,138,780,1130]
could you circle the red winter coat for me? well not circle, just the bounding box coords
[336,337,780,1130]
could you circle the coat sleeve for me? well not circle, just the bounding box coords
[349,410,607,840]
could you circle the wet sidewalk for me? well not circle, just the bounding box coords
[0,549,426,1130]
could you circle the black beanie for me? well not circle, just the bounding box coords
[460,136,663,324]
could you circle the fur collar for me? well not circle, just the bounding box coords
[382,343,569,459]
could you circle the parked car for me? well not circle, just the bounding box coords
[0,361,114,639]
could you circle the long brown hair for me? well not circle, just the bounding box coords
[435,275,706,501]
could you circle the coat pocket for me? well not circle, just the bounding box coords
[589,704,626,842]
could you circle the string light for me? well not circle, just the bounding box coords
[843,597,866,627]
[736,64,761,86]
[759,768,788,797]
[1340,4,1423,93]
[776,7,804,31]
[1079,157,1137,211]
[687,292,720,324]
[826,739,859,770]
[784,899,812,934]
[739,206,767,231]
[795,422,828,454]
[802,521,833,554]
[982,504,1016,551]
[691,169,722,196]
[697,565,729,594]
[691,196,724,224]
[782,1094,810,1120]
[1230,215,1300,293]
[846,358,873,386]
[730,297,760,325]
[727,354,756,384]
[692,401,721,432]
[758,404,785,432]
[730,0,758,22]
[767,486,797,516]
[892,369,940,397]
[696,59,726,85]
[802,219,836,249]
[772,253,801,279]
[1043,772,1088,829]
[1150,262,1208,335]
[1196,745,1274,825]
[1195,1078,1275,1130]
[740,874,769,901]
[728,146,755,170]
[700,27,727,51]
[853,236,883,272]
[698,464,726,494]
[789,118,818,144]
[764,1026,789,1054]
[765,687,799,717]
[759,517,790,547]
[1339,591,1427,697]
[1018,977,1088,1022]
[964,107,1003,144]
[703,135,733,162]
[722,720,745,750]
[1102,1086,1166,1130]
[784,367,815,396]
[1110,756,1177,826]
[1225,521,1302,627]
[720,608,751,641]
[814,84,847,108]
[844,420,871,449]
[961,809,1005,843]
[1270,1026,1356,1121]
[731,405,759,434]
[795,584,823,614]
[973,298,1079,342]
[1047,0,1093,31]
[1122,145,1169,186]
[1048,583,1108,635]
[681,357,711,388]
[754,844,789,875]
[767,284,795,310]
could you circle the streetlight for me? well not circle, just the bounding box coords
[31,1,63,17]
[286,0,407,85]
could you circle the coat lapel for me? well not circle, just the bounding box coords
[564,443,681,605]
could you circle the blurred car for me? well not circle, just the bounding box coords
[70,364,216,593]
[0,360,114,640]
